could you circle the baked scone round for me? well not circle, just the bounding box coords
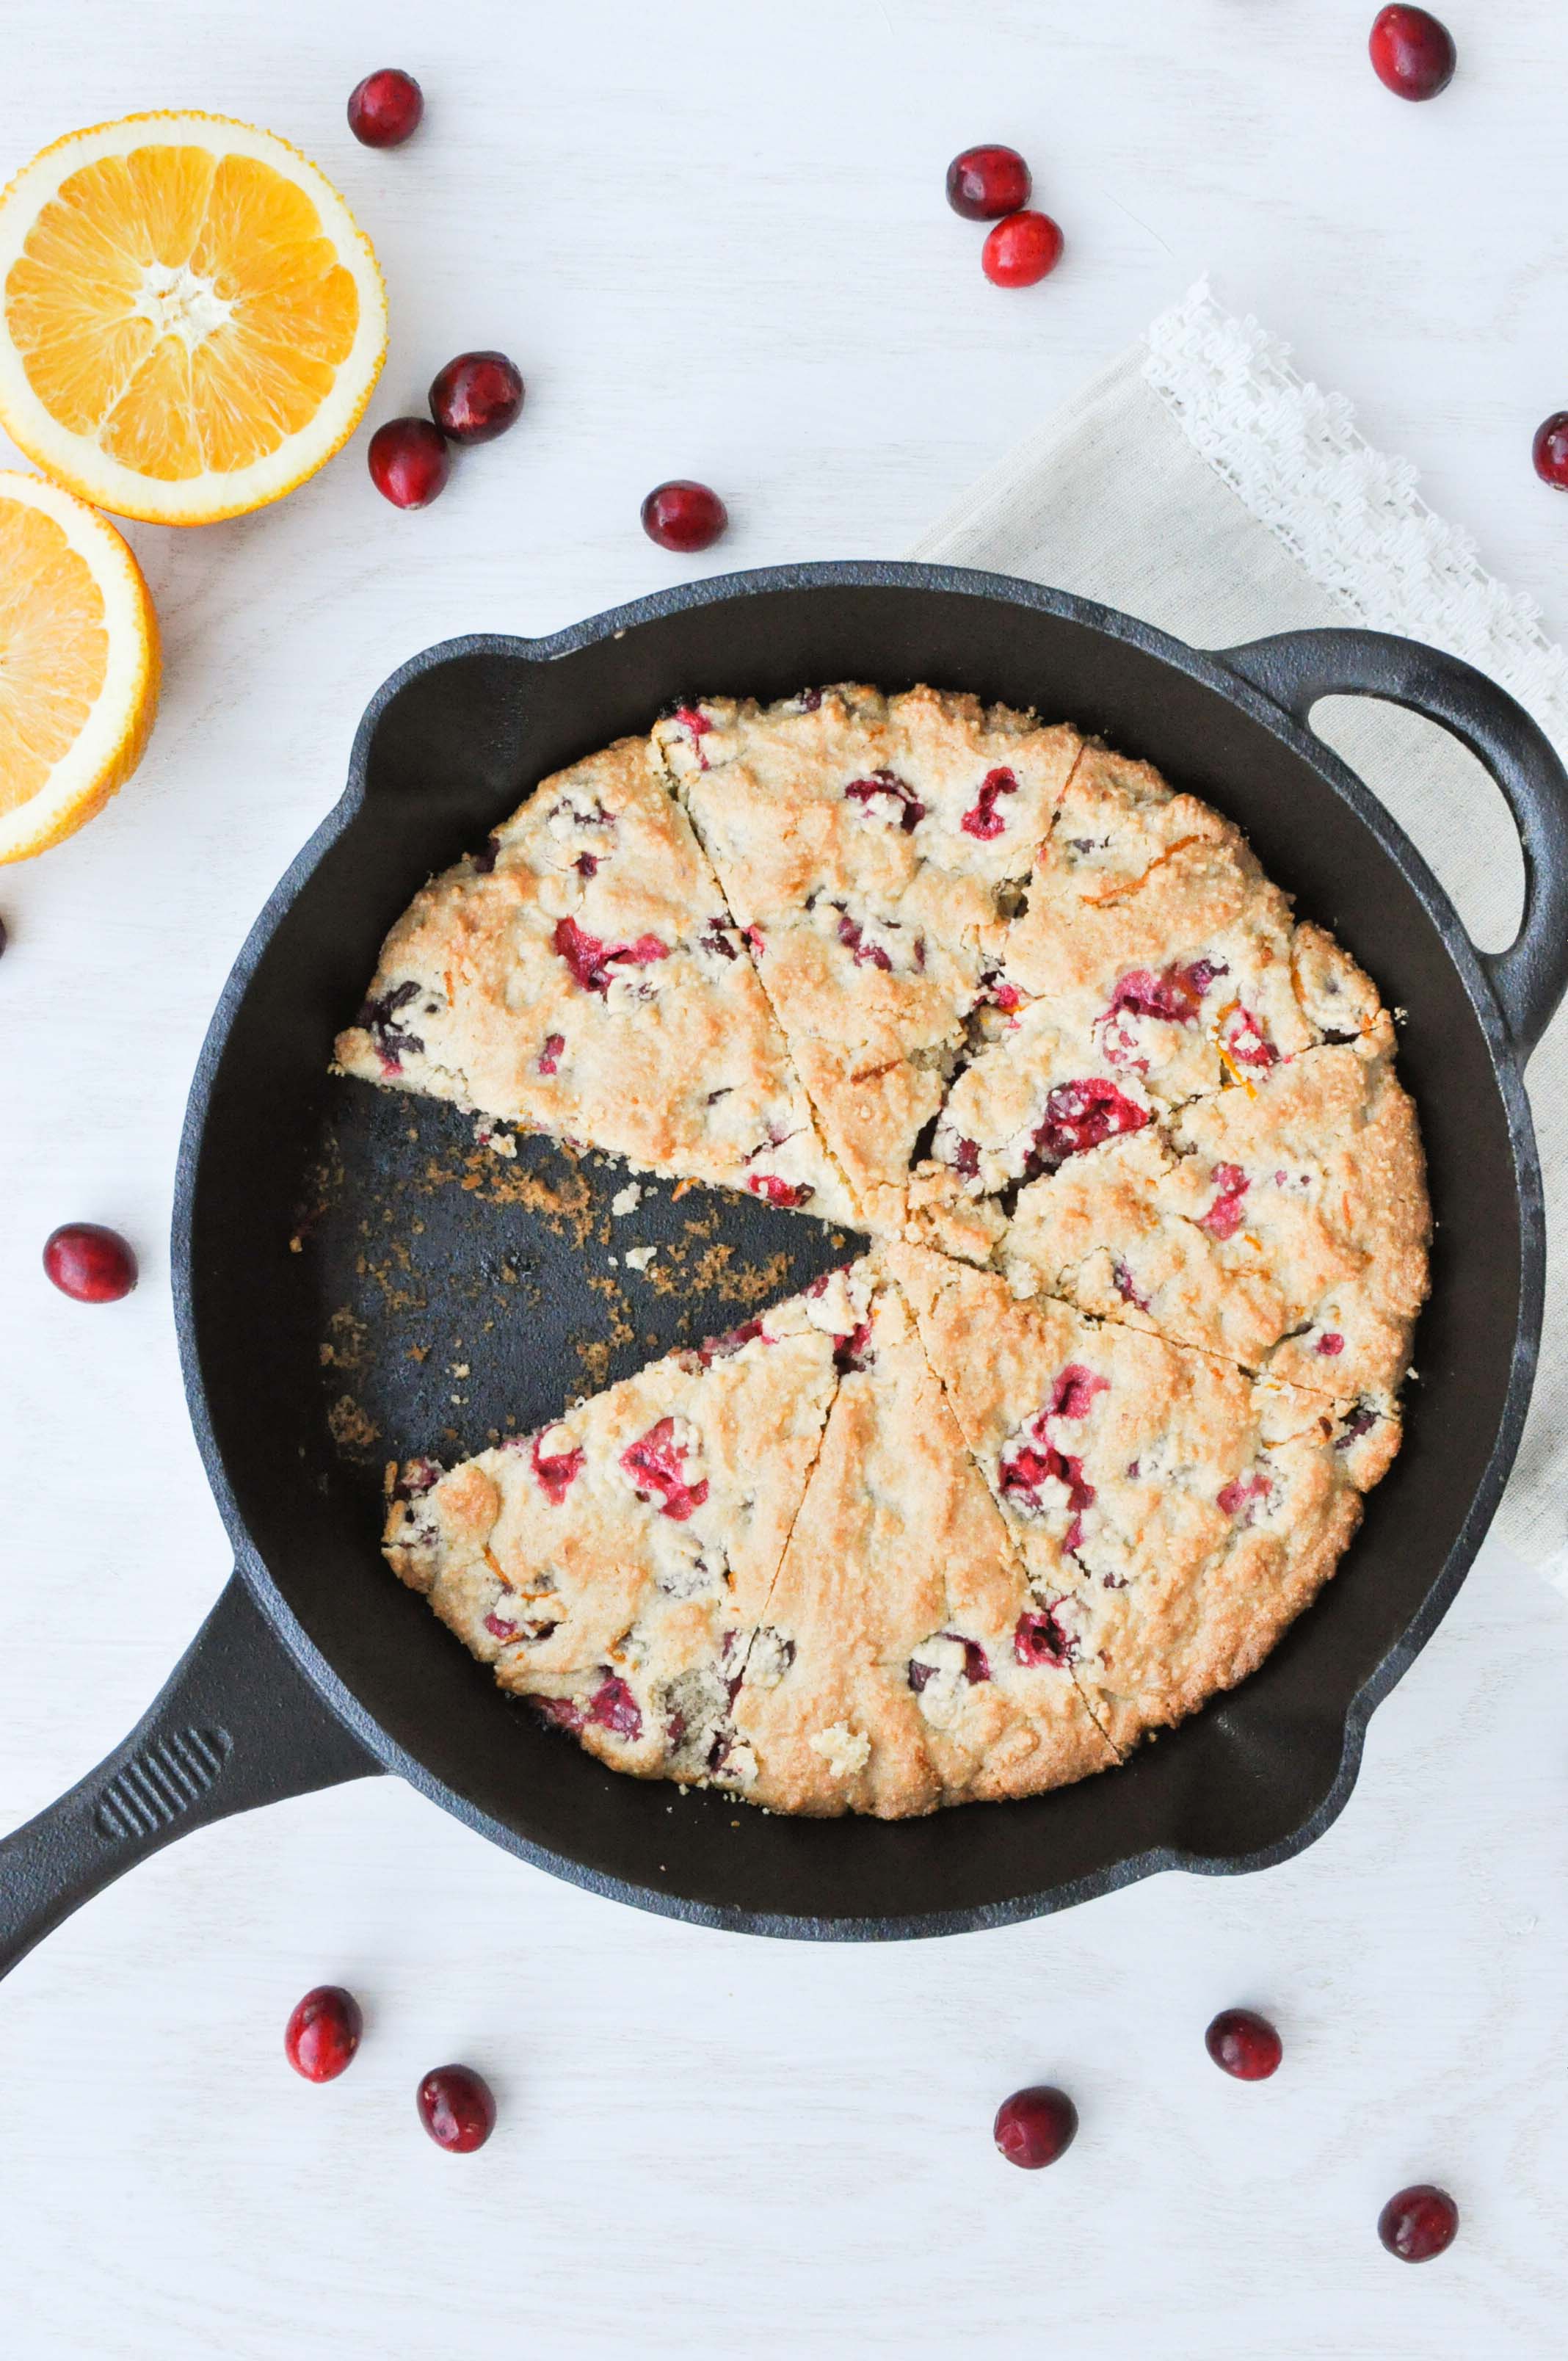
[344,686,1430,1818]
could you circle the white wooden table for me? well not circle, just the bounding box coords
[4,3,1567,2353]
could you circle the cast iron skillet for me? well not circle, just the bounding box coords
[4,562,1566,1975]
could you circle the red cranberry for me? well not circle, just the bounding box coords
[1205,2007,1282,2081]
[284,1985,363,2083]
[748,1174,813,1208]
[641,479,727,554]
[1368,8,1456,100]
[530,1430,584,1501]
[993,2083,1078,2169]
[369,418,451,509]
[1199,1163,1251,1241]
[1030,1077,1148,1173]
[1378,2183,1459,2262]
[1015,1606,1072,1668]
[348,68,424,147]
[620,1416,708,1520]
[946,144,1031,221]
[981,211,1064,289]
[1533,413,1568,489]
[429,351,526,444]
[417,2064,496,2152]
[962,766,1017,839]
[43,1222,136,1303]
[1048,1363,1108,1421]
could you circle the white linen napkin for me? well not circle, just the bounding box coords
[911,280,1568,1581]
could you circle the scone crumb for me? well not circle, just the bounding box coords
[625,1244,658,1272]
[611,1183,642,1216]
[808,1723,871,1777]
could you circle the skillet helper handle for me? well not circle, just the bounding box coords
[0,1575,376,1982]
[1217,626,1568,1063]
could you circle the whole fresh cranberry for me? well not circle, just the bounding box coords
[1205,2007,1282,2081]
[417,2064,496,2152]
[369,418,451,509]
[1378,2183,1459,2262]
[1368,8,1456,100]
[993,2083,1078,2169]
[348,68,424,148]
[284,1985,363,2082]
[43,1222,137,1303]
[641,479,727,554]
[946,144,1031,221]
[1533,413,1568,489]
[429,351,526,443]
[981,211,1064,289]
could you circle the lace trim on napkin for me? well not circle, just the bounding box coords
[1141,281,1568,753]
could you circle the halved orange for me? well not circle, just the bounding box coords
[0,113,386,524]
[0,468,159,860]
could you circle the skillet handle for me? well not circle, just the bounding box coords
[1216,626,1568,1063]
[0,1574,377,1982]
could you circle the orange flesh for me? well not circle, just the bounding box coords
[4,145,360,479]
[0,498,108,812]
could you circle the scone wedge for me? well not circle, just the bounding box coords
[886,1244,1398,1757]
[382,1266,874,1788]
[382,1256,1115,1815]
[729,1262,1115,1815]
[335,734,854,1220]
[919,739,1384,1208]
[657,685,1081,1232]
[1001,1014,1429,1410]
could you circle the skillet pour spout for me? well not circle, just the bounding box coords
[2,565,1564,1973]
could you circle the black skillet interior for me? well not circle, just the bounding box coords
[184,570,1536,1937]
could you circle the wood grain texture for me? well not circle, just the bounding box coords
[3,1,1567,2353]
